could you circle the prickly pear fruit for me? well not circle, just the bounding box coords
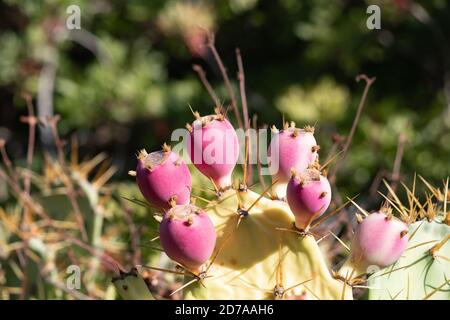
[365,178,450,299]
[286,168,331,231]
[340,210,408,278]
[160,204,216,271]
[187,114,239,190]
[268,124,318,199]
[368,219,450,300]
[135,145,192,210]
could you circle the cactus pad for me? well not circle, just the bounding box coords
[182,189,352,300]
[113,268,154,300]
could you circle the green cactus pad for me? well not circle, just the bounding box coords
[183,189,352,300]
[367,219,450,300]
[113,268,154,300]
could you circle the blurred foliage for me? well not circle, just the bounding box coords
[0,0,450,299]
[276,77,350,122]
[1,0,449,198]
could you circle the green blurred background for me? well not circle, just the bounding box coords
[1,0,449,197]
[0,0,449,299]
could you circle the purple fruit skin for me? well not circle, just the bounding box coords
[136,151,192,210]
[286,174,331,229]
[160,209,216,270]
[268,128,318,184]
[350,212,408,268]
[188,117,239,188]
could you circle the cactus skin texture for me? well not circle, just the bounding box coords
[182,189,352,300]
[367,219,450,300]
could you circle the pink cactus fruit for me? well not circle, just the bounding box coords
[268,123,319,199]
[135,144,192,210]
[187,112,239,190]
[286,168,331,231]
[349,210,409,270]
[159,204,216,271]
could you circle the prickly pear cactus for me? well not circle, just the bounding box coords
[367,218,450,300]
[122,111,352,300]
[183,189,352,300]
[112,45,448,300]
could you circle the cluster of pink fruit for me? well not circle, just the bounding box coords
[268,122,409,275]
[130,109,409,278]
[132,112,238,272]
